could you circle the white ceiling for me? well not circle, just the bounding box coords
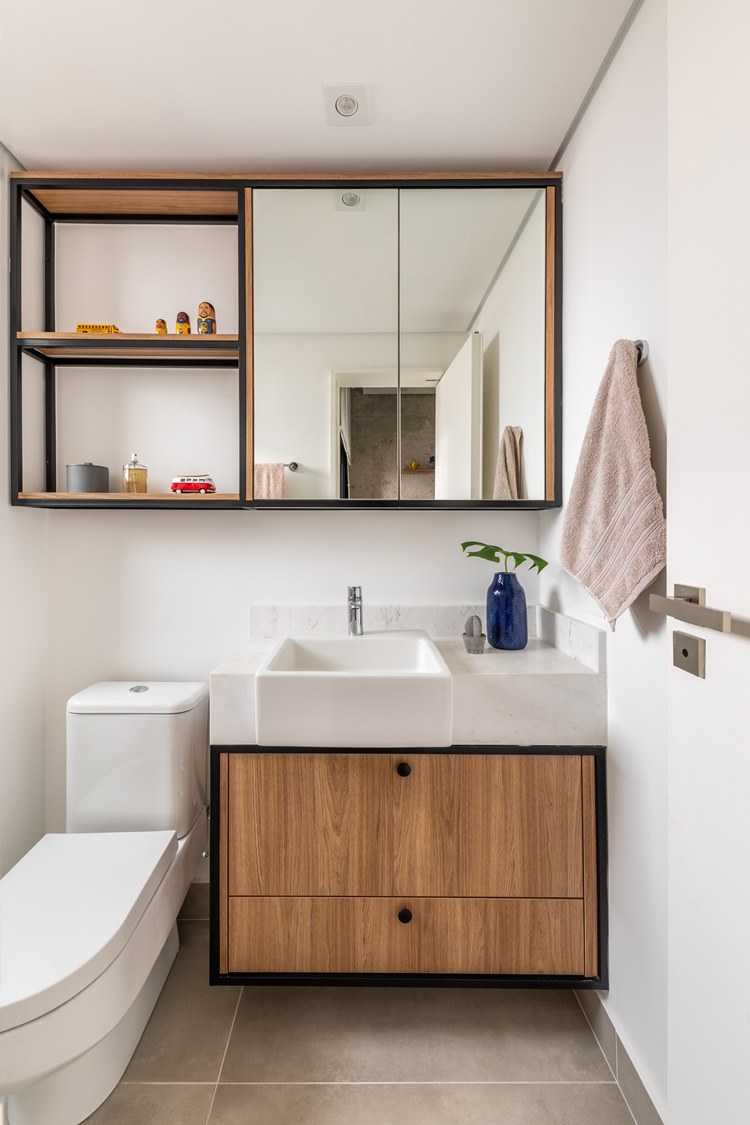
[0,0,635,172]
[253,186,542,333]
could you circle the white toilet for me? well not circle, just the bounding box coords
[0,681,209,1125]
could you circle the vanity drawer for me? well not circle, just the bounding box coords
[227,896,585,976]
[227,752,584,898]
[228,753,393,897]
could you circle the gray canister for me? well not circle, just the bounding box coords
[66,462,109,492]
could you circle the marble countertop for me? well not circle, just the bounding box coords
[210,605,607,748]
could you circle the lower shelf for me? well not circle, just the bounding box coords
[19,491,240,500]
[16,491,242,508]
[228,896,585,976]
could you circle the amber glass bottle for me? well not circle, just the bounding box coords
[121,453,148,493]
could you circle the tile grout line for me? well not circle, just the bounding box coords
[573,992,616,1081]
[204,986,244,1125]
[211,1080,621,1087]
[121,1079,621,1087]
[615,1038,642,1125]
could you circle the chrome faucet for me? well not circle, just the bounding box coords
[347,586,363,636]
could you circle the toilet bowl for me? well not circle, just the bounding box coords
[0,681,209,1125]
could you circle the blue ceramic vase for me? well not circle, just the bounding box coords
[486,571,528,650]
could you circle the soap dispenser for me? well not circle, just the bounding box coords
[122,452,148,494]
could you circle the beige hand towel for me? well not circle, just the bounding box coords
[493,425,524,500]
[561,339,665,629]
[254,462,284,500]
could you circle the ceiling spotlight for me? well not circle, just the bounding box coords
[335,94,359,118]
[323,83,370,127]
[334,189,367,211]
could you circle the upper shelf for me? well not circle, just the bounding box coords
[21,187,240,220]
[17,332,240,366]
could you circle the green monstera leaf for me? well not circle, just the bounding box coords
[461,541,549,574]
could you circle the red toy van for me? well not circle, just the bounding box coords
[170,475,216,494]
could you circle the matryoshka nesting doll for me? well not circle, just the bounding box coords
[175,311,191,334]
[155,318,167,335]
[197,301,217,334]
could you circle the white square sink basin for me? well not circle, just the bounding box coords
[255,630,452,747]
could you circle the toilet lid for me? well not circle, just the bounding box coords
[0,830,177,1032]
[67,681,208,715]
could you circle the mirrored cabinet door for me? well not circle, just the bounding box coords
[251,177,560,508]
[399,187,548,502]
[252,188,399,501]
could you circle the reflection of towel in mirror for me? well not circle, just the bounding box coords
[254,463,284,499]
[560,339,665,630]
[493,426,523,500]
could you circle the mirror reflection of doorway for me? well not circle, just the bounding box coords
[339,388,438,500]
[334,343,482,501]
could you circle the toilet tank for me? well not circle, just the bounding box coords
[66,682,209,838]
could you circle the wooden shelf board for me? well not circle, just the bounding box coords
[18,492,240,501]
[18,333,238,340]
[401,468,435,474]
[24,188,239,218]
[18,332,239,362]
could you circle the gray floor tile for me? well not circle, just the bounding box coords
[617,1037,664,1125]
[124,921,241,1083]
[220,987,613,1084]
[178,881,210,920]
[576,989,617,1076]
[209,1082,632,1125]
[83,1083,214,1124]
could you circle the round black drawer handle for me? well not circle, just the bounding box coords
[396,762,412,777]
[397,908,413,924]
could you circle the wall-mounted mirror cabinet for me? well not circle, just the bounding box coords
[252,177,560,508]
[9,173,560,510]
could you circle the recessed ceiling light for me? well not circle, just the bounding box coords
[323,83,370,127]
[335,95,359,118]
[334,190,367,211]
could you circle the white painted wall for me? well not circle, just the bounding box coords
[667,1,750,1120]
[54,223,240,336]
[472,191,546,499]
[539,0,669,1114]
[435,334,482,500]
[0,145,49,877]
[44,507,541,829]
[47,224,241,492]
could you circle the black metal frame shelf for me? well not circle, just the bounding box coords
[17,333,240,368]
[9,174,248,507]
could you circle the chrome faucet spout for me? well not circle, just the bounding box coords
[347,586,363,636]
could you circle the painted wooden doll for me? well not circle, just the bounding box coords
[197,301,217,334]
[155,318,167,335]
[175,311,191,334]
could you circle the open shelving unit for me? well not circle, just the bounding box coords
[10,174,251,508]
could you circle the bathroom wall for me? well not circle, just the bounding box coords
[0,144,49,876]
[538,0,669,1115]
[472,190,546,500]
[667,1,750,1119]
[44,506,541,830]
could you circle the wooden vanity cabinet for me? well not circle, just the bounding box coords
[211,747,606,987]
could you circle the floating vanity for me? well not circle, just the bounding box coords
[209,605,607,989]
